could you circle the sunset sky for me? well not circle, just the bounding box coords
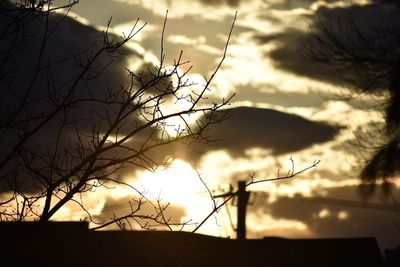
[2,0,400,252]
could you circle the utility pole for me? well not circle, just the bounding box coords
[236,181,250,240]
[214,180,250,240]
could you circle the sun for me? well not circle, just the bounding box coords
[134,159,202,204]
[128,159,231,234]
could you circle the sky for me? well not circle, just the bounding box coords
[2,0,400,252]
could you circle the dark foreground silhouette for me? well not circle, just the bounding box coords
[0,222,386,267]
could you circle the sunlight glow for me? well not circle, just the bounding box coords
[338,210,349,220]
[318,208,331,219]
[130,159,229,233]
[134,159,204,205]
[168,34,206,46]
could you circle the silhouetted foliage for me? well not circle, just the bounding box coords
[304,2,400,196]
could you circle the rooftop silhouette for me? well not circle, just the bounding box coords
[1,221,386,267]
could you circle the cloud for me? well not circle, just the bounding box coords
[0,6,140,111]
[255,28,344,85]
[256,2,400,90]
[199,106,341,156]
[148,106,342,171]
[197,0,240,6]
[371,0,400,4]
[0,5,143,193]
[233,84,329,108]
[143,105,342,173]
[110,0,242,20]
[65,0,159,27]
[250,183,400,250]
[195,0,317,9]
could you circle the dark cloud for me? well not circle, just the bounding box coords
[198,0,317,9]
[0,5,138,114]
[0,5,141,193]
[201,106,341,156]
[371,0,400,5]
[156,106,342,163]
[198,0,240,7]
[255,29,343,85]
[310,3,400,91]
[250,184,400,250]
[264,0,317,10]
[255,3,400,88]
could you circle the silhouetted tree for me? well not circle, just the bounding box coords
[304,2,400,196]
[0,0,237,228]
